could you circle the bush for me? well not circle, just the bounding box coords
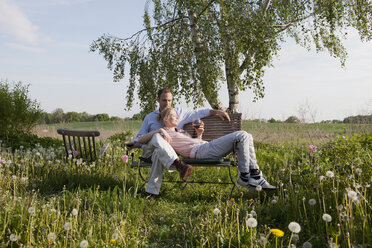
[0,80,42,137]
[0,132,63,151]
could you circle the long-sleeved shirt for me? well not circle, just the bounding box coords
[164,128,207,158]
[134,108,210,142]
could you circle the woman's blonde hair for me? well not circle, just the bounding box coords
[157,107,174,124]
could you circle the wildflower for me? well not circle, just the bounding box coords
[322,213,332,222]
[288,222,301,233]
[110,239,116,243]
[308,199,316,206]
[47,232,56,242]
[250,210,257,217]
[213,208,220,215]
[355,168,362,175]
[9,234,18,242]
[303,241,312,248]
[28,207,36,216]
[64,222,72,231]
[309,145,316,156]
[122,155,129,163]
[246,217,258,228]
[121,221,127,226]
[326,171,334,178]
[80,240,88,248]
[71,208,78,216]
[338,204,344,211]
[230,198,235,202]
[256,185,262,191]
[270,229,284,237]
[73,150,78,156]
[112,233,119,240]
[271,199,277,204]
[292,233,299,243]
[319,176,325,181]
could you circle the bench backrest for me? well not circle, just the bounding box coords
[57,128,100,161]
[183,113,242,141]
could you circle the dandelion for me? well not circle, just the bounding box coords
[322,213,332,222]
[47,232,56,242]
[80,240,88,248]
[230,198,235,202]
[110,239,116,243]
[28,207,36,216]
[246,217,258,228]
[292,233,299,243]
[271,199,277,204]
[71,208,78,216]
[288,222,301,233]
[347,190,357,200]
[64,222,72,231]
[112,233,119,240]
[121,221,127,226]
[303,241,312,248]
[319,176,325,181]
[270,229,284,237]
[326,171,334,178]
[256,185,262,191]
[308,199,316,206]
[213,208,220,215]
[122,155,129,163]
[355,168,362,175]
[9,234,18,242]
[250,210,257,217]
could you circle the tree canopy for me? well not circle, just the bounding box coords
[91,0,372,114]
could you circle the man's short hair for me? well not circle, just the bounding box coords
[157,88,172,98]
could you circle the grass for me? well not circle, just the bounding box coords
[0,132,371,247]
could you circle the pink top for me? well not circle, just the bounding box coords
[165,128,207,158]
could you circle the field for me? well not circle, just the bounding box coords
[0,121,371,247]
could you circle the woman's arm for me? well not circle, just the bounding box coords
[138,128,171,144]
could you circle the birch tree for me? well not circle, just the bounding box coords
[91,0,372,114]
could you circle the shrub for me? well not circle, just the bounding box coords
[0,132,63,151]
[0,80,42,137]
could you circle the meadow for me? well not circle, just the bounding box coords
[0,121,371,247]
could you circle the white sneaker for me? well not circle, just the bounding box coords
[237,177,257,191]
[248,173,276,190]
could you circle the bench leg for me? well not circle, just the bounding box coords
[137,166,148,192]
[182,177,195,192]
[228,166,241,198]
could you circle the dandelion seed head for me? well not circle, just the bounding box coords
[355,168,362,175]
[303,241,312,248]
[256,185,262,191]
[322,213,332,222]
[71,208,78,216]
[213,208,220,215]
[64,222,72,231]
[250,210,257,217]
[325,171,334,178]
[47,232,56,242]
[288,222,301,233]
[80,240,88,248]
[319,176,325,181]
[347,190,357,200]
[271,199,277,204]
[292,233,299,243]
[28,207,36,216]
[9,234,18,242]
[246,217,258,228]
[308,199,316,206]
[111,233,119,240]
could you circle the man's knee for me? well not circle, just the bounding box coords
[237,131,253,140]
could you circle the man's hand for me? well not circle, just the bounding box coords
[125,141,141,150]
[210,109,231,121]
[194,121,204,139]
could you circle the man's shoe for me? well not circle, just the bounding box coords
[237,177,257,191]
[173,159,193,180]
[146,192,157,202]
[248,172,276,190]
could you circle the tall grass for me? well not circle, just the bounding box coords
[0,134,371,247]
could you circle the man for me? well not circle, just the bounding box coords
[125,88,230,199]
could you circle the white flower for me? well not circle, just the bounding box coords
[28,207,36,216]
[325,171,334,178]
[308,199,316,206]
[80,240,89,248]
[338,204,344,211]
[71,208,78,216]
[322,213,332,222]
[288,222,301,233]
[303,241,312,248]
[246,217,258,228]
[111,233,119,240]
[213,208,220,215]
[9,234,18,242]
[319,176,325,181]
[250,210,257,217]
[64,222,72,231]
[271,199,277,204]
[47,232,56,242]
[256,185,262,191]
[355,168,362,175]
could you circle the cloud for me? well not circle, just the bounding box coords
[5,42,46,53]
[0,0,40,44]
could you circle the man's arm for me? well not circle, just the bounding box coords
[209,109,231,121]
[125,116,150,150]
[138,128,172,144]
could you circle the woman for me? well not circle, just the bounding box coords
[139,108,276,191]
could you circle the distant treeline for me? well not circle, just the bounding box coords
[320,114,372,124]
[40,108,123,124]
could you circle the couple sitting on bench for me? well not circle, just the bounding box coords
[125,88,276,199]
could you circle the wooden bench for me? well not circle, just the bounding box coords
[57,128,109,162]
[129,113,242,196]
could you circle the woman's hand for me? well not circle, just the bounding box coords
[194,121,204,139]
[159,128,172,144]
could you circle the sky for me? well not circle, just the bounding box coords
[1,0,371,122]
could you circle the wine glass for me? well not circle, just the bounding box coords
[192,118,201,138]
